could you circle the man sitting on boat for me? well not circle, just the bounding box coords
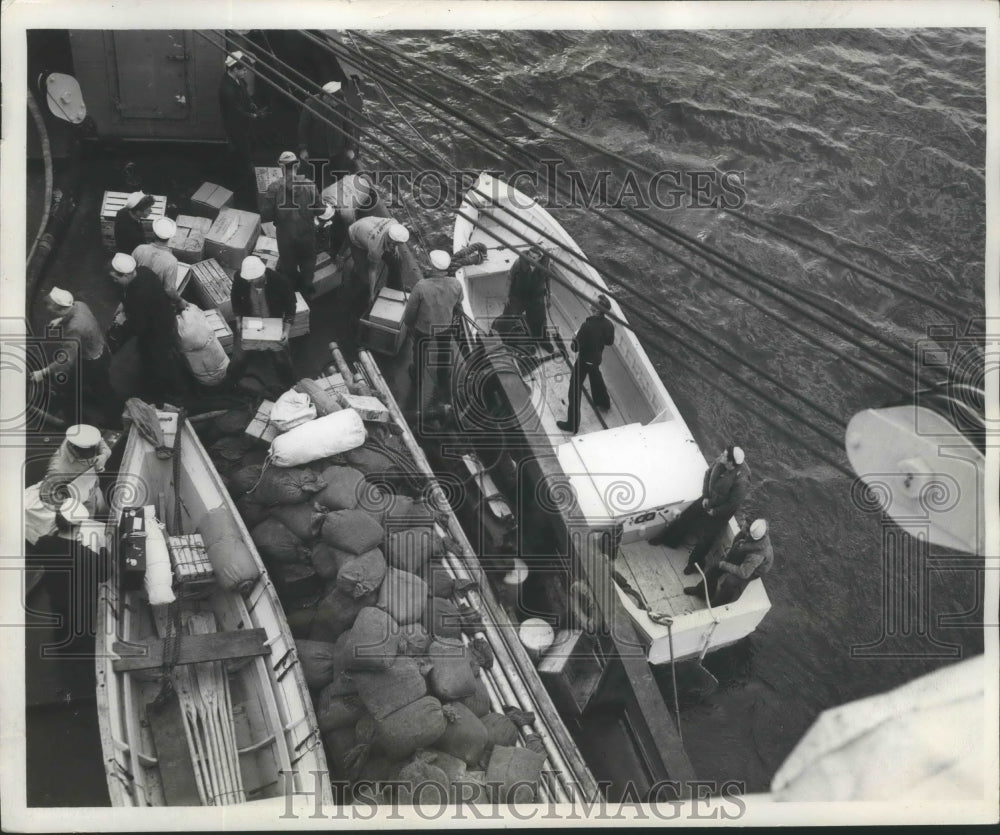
[42,423,112,516]
[685,517,773,605]
[556,293,615,434]
[402,249,464,408]
[505,245,553,350]
[650,444,752,574]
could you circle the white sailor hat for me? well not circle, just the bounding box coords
[727,445,745,466]
[152,216,176,240]
[111,252,137,274]
[47,287,74,309]
[241,255,266,280]
[225,50,251,68]
[429,250,451,271]
[749,518,768,540]
[388,223,409,244]
[318,205,336,222]
[123,191,147,209]
[66,423,101,451]
[278,150,298,165]
[322,81,343,95]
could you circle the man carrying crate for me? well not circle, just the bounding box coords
[226,255,296,392]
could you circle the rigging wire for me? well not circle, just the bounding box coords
[349,29,969,324]
[200,31,857,474]
[313,32,929,392]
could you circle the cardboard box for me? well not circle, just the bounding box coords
[169,215,213,264]
[290,292,310,339]
[190,182,234,219]
[253,235,280,271]
[312,251,344,298]
[205,208,261,271]
[340,393,391,423]
[312,372,349,398]
[188,258,234,321]
[255,167,283,214]
[360,287,408,356]
[246,400,280,443]
[241,317,284,351]
[202,308,233,353]
[175,263,192,297]
[100,191,167,252]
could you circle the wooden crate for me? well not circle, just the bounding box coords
[290,292,310,339]
[255,167,283,214]
[312,251,344,298]
[167,533,215,596]
[189,182,234,219]
[252,235,280,271]
[246,399,279,443]
[99,191,167,251]
[169,215,213,264]
[341,393,390,423]
[202,308,233,353]
[241,317,284,351]
[205,208,261,271]
[360,287,408,356]
[188,259,233,321]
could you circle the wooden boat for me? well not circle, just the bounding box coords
[95,410,332,807]
[452,172,772,665]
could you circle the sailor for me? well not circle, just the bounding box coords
[651,444,752,574]
[132,217,185,306]
[114,191,154,255]
[347,217,409,307]
[107,252,187,404]
[32,287,115,417]
[218,51,265,200]
[298,80,357,186]
[402,250,464,401]
[685,517,773,605]
[556,294,615,434]
[227,255,297,391]
[261,151,324,298]
[320,172,379,256]
[506,245,552,348]
[41,423,113,517]
[26,497,111,651]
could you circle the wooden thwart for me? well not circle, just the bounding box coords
[112,628,270,672]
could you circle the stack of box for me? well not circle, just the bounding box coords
[189,258,234,320]
[167,533,215,598]
[312,251,344,298]
[290,292,310,339]
[241,317,284,351]
[202,308,233,353]
[360,287,409,356]
[252,235,280,271]
[205,208,261,271]
[254,167,283,214]
[168,215,213,264]
[189,182,234,219]
[100,191,167,251]
[246,400,280,443]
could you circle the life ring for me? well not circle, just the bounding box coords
[569,580,598,634]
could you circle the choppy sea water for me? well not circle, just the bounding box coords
[360,29,987,791]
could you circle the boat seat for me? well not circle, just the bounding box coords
[112,628,270,673]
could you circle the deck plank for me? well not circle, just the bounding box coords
[112,628,270,673]
[616,539,701,617]
[146,691,202,806]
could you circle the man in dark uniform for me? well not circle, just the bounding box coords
[261,151,324,298]
[108,252,186,404]
[227,255,297,390]
[651,444,752,574]
[557,294,615,434]
[298,80,357,187]
[218,51,265,203]
[114,191,153,255]
[506,246,552,348]
[685,518,773,605]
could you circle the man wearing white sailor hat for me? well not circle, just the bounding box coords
[114,190,155,255]
[220,49,266,203]
[684,516,774,605]
[298,78,357,185]
[33,287,114,418]
[347,217,409,309]
[132,216,185,305]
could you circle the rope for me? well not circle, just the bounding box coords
[172,408,186,534]
[665,618,684,747]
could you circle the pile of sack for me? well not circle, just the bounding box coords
[196,402,550,805]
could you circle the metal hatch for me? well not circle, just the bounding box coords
[108,30,191,120]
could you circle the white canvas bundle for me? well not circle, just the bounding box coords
[270,390,317,432]
[269,409,366,467]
